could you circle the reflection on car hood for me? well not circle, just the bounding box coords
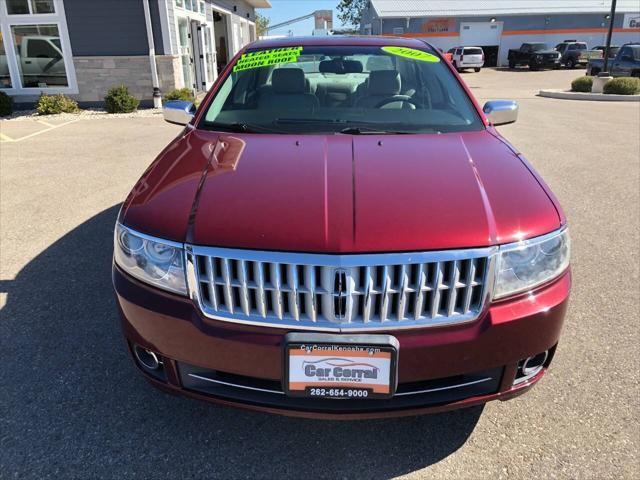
[122,129,561,252]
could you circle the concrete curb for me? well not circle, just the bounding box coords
[539,89,640,102]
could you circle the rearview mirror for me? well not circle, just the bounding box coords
[483,100,518,126]
[163,100,196,125]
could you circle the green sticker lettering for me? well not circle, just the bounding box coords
[381,46,440,63]
[233,46,304,72]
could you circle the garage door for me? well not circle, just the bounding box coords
[459,22,503,46]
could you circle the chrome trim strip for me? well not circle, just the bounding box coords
[187,373,285,395]
[187,373,493,398]
[394,377,493,396]
[188,245,497,266]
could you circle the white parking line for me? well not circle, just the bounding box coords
[0,132,15,142]
[36,119,56,128]
[0,118,79,143]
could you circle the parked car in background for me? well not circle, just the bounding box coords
[436,47,453,63]
[447,46,484,72]
[592,45,620,59]
[508,43,561,70]
[114,36,571,419]
[587,43,640,77]
[555,41,595,69]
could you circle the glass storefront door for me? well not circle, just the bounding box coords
[177,16,193,89]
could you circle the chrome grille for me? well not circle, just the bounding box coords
[186,246,496,331]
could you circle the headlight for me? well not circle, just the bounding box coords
[114,223,187,295]
[494,228,570,299]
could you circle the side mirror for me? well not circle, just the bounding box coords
[163,100,196,125]
[483,100,518,126]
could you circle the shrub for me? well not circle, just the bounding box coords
[104,85,139,113]
[571,76,594,93]
[0,91,12,117]
[603,77,640,95]
[163,87,195,103]
[36,93,79,115]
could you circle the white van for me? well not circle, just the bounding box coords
[448,47,485,72]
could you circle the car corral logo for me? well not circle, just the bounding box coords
[623,13,640,29]
[302,358,380,381]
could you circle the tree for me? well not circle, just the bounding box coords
[336,0,369,27]
[255,13,270,38]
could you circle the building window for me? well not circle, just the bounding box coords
[10,24,69,87]
[0,33,12,88]
[7,0,55,14]
[175,0,184,8]
[0,0,76,94]
[199,1,206,15]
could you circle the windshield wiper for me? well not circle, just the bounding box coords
[339,126,412,135]
[201,122,282,134]
[275,118,345,125]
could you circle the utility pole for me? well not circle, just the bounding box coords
[603,0,617,74]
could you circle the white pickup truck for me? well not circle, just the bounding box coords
[0,35,67,87]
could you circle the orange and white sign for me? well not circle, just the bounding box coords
[288,346,392,394]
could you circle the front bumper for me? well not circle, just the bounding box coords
[114,265,570,419]
[541,59,561,68]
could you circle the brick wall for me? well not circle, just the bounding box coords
[72,55,182,104]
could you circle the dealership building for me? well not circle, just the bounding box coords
[360,0,640,66]
[0,0,270,105]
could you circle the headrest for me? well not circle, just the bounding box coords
[343,60,363,73]
[368,70,401,95]
[272,68,307,93]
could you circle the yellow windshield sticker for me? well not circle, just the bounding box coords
[233,47,304,72]
[382,46,440,63]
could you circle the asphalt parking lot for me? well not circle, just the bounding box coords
[1,68,638,479]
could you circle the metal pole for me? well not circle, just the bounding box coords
[143,0,162,109]
[603,0,617,74]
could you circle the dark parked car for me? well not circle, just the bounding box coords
[587,43,640,77]
[508,43,561,69]
[555,41,592,68]
[114,36,571,419]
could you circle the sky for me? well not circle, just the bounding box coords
[257,0,349,37]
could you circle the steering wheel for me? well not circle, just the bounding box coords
[374,95,421,109]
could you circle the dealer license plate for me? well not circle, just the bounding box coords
[284,333,398,399]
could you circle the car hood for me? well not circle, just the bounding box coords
[122,128,561,252]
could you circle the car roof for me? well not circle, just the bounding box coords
[246,35,437,51]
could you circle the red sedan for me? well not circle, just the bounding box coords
[113,36,570,419]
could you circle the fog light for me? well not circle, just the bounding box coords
[133,344,161,371]
[514,350,548,385]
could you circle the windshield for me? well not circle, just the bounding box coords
[199,45,483,134]
[531,44,549,52]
